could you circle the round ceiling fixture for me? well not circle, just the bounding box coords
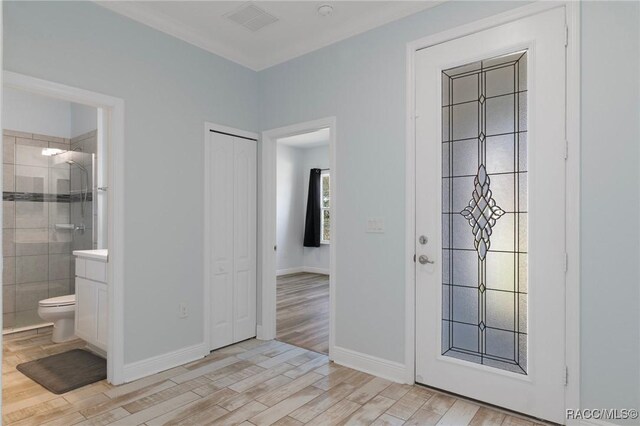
[317,4,334,17]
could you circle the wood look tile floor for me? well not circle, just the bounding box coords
[3,328,553,426]
[276,273,329,355]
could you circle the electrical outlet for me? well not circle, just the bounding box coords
[179,302,188,319]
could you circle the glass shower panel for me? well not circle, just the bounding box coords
[2,132,75,330]
[441,51,528,374]
[69,151,95,252]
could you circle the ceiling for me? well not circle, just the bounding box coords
[97,1,440,71]
[278,128,330,148]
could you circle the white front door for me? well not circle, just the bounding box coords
[414,7,567,423]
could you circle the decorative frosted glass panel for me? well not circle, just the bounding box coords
[441,50,528,375]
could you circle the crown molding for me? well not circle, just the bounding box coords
[95,1,444,71]
[96,1,259,69]
[258,1,444,70]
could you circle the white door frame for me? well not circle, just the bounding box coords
[404,1,581,419]
[203,122,260,352]
[259,117,336,359]
[3,71,127,385]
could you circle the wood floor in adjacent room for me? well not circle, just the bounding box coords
[277,273,329,355]
[2,329,551,426]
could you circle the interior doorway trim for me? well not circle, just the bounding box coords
[3,71,126,385]
[404,0,580,417]
[260,117,336,359]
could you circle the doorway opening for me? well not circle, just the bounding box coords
[275,129,331,354]
[260,117,336,359]
[3,71,126,386]
[2,88,105,335]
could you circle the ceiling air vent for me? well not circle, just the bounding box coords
[225,3,278,32]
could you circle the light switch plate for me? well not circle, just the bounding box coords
[366,217,385,233]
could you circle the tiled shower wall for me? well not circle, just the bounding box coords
[3,129,77,329]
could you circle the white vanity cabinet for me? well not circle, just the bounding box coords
[74,250,108,354]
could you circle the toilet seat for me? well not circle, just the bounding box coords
[39,294,75,307]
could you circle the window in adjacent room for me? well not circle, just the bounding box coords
[320,171,330,243]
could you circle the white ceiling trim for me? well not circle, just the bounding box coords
[97,1,258,69]
[96,1,443,71]
[262,1,442,70]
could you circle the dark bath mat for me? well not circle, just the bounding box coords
[16,349,106,394]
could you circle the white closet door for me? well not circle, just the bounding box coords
[208,131,257,351]
[209,133,235,350]
[233,138,257,342]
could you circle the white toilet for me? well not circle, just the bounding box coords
[37,294,76,343]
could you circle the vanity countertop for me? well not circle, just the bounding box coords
[73,249,108,261]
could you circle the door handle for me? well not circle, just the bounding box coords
[418,255,435,265]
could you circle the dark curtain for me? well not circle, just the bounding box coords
[303,168,321,247]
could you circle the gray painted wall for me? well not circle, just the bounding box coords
[581,2,640,420]
[70,103,97,139]
[3,0,259,364]
[3,88,97,139]
[4,87,73,138]
[276,144,305,271]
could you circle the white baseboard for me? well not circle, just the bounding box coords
[85,343,107,359]
[276,267,305,276]
[332,345,407,384]
[276,266,330,276]
[303,266,330,275]
[122,342,208,383]
[256,324,267,340]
